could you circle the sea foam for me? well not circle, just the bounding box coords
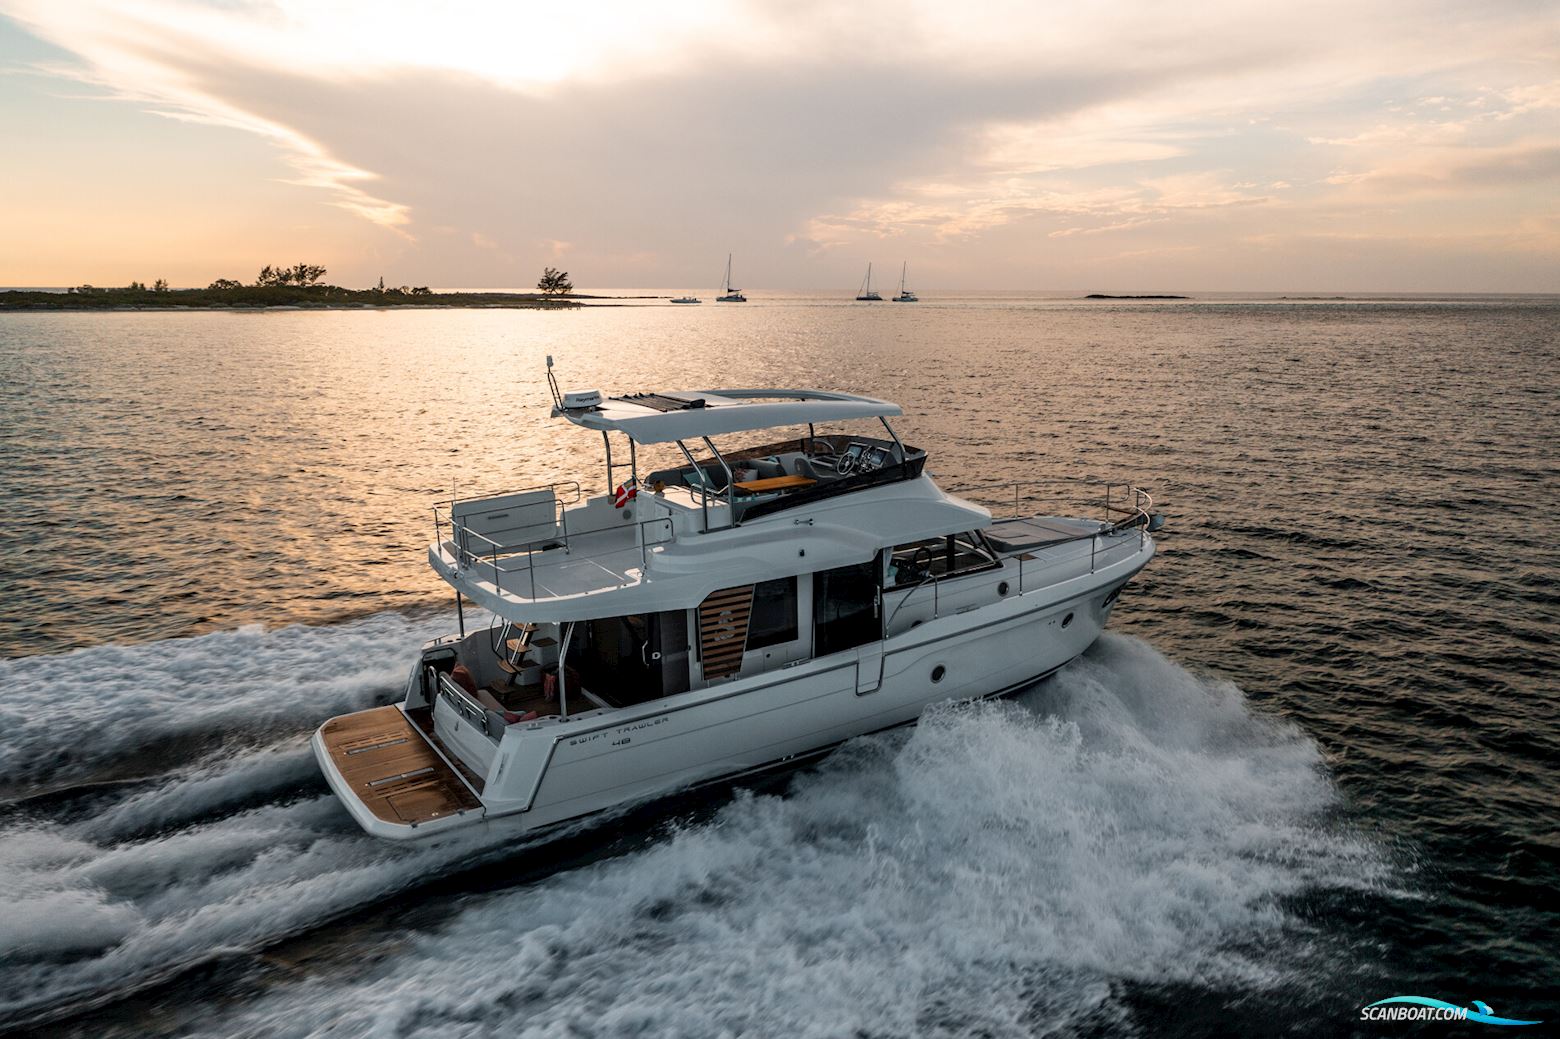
[193,633,1389,1039]
[0,610,447,793]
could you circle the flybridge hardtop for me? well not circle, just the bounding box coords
[552,387,903,444]
[314,361,1161,841]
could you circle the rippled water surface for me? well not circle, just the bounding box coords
[0,296,1556,1036]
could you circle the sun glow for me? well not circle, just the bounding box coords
[1,0,1556,289]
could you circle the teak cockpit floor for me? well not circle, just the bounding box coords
[320,706,481,827]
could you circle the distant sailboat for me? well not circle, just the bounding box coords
[893,262,918,302]
[716,254,746,302]
[855,263,882,301]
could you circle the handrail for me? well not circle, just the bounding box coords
[437,672,493,731]
[884,490,1154,630]
[951,479,1154,530]
[432,481,582,568]
[436,500,675,603]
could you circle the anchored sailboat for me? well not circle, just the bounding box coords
[893,262,918,302]
[855,263,882,301]
[717,254,746,302]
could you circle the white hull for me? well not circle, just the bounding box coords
[316,532,1151,840]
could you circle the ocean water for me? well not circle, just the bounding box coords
[0,294,1556,1036]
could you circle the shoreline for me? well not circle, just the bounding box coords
[0,287,676,313]
[0,301,588,313]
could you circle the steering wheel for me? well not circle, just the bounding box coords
[910,545,934,580]
[836,451,858,476]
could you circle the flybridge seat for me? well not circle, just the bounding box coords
[451,489,559,557]
[984,516,1111,554]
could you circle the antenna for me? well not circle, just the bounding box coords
[546,354,564,409]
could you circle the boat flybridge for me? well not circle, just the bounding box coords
[313,360,1163,840]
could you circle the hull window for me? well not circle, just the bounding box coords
[814,561,881,657]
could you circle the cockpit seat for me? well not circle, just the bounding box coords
[474,687,539,730]
[791,455,826,480]
[748,456,786,479]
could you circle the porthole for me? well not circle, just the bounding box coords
[931,665,946,683]
[1061,612,1074,628]
[998,581,1010,596]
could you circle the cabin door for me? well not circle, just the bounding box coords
[813,560,884,695]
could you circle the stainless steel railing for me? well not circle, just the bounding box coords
[431,480,583,554]
[950,478,1154,529]
[433,493,675,602]
[885,480,1156,630]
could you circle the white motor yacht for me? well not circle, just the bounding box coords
[313,363,1162,840]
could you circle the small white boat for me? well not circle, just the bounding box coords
[893,262,918,302]
[669,296,701,305]
[313,362,1162,840]
[716,254,746,302]
[855,263,882,301]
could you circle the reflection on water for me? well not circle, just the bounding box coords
[1,295,1556,1034]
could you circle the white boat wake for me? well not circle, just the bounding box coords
[0,621,1391,1035]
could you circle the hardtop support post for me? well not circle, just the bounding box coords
[558,621,574,719]
[675,439,709,533]
[881,417,906,464]
[701,436,734,527]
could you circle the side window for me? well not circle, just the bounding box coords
[748,577,799,650]
[814,561,881,656]
[887,532,997,588]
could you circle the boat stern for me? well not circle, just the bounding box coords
[312,705,486,840]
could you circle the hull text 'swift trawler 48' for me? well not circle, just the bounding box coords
[314,360,1163,839]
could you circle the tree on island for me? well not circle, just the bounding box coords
[255,263,327,287]
[153,279,169,293]
[537,267,573,296]
[208,278,243,290]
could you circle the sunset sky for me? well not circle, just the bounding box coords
[1,1,1556,292]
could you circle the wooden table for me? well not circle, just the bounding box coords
[733,474,816,493]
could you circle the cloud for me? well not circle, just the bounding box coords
[1,0,1557,289]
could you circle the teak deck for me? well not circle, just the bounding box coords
[319,706,481,827]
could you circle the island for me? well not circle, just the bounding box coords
[1082,293,1190,300]
[1,264,585,311]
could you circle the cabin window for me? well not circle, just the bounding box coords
[886,532,999,589]
[814,561,881,656]
[747,577,798,651]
